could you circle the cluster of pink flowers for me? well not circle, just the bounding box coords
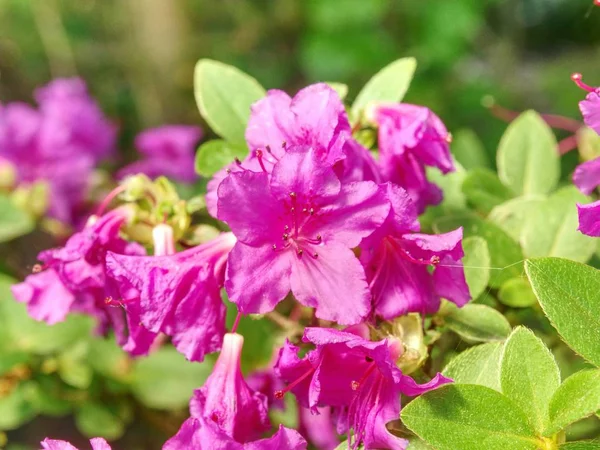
[0,78,200,226]
[572,73,600,236]
[15,84,469,449]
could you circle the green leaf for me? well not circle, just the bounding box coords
[87,336,131,382]
[451,129,490,170]
[0,383,36,430]
[407,438,435,449]
[442,342,503,390]
[325,82,349,100]
[0,195,34,243]
[462,168,514,215]
[559,441,600,449]
[496,110,560,196]
[489,197,544,243]
[500,327,560,433]
[75,402,125,441]
[58,341,93,389]
[401,384,540,450]
[194,59,266,143]
[434,214,524,287]
[525,258,600,367]
[461,237,490,300]
[577,126,600,161]
[522,187,597,263]
[131,346,213,410]
[545,369,600,436]
[351,57,417,115]
[444,303,511,342]
[195,139,249,177]
[498,278,538,308]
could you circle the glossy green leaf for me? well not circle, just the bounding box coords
[0,195,34,243]
[498,278,538,308]
[451,129,490,170]
[442,342,503,390]
[500,327,560,433]
[462,168,514,215]
[131,346,213,410]
[401,384,540,450]
[522,187,597,263]
[525,258,600,367]
[351,57,416,115]
[545,369,600,436]
[195,139,249,177]
[75,402,125,440]
[194,59,266,143]
[497,110,559,196]
[434,214,523,287]
[489,196,544,242]
[462,236,490,299]
[444,303,511,342]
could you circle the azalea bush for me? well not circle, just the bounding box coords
[1,32,600,450]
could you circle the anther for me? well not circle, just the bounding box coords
[255,149,268,173]
[289,192,296,198]
[282,233,289,241]
[431,256,440,265]
[297,249,304,257]
[312,253,318,259]
[282,141,287,149]
[265,145,272,153]
[32,264,44,273]
[234,157,242,166]
[272,244,277,250]
[309,208,314,215]
[284,225,289,231]
[571,73,596,93]
[351,381,360,391]
[445,133,453,144]
[226,168,232,174]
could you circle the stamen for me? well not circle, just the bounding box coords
[234,157,243,166]
[275,366,315,399]
[32,263,45,273]
[571,73,596,93]
[281,141,287,149]
[282,233,289,241]
[311,252,319,259]
[231,311,243,334]
[95,184,126,217]
[265,145,272,153]
[445,132,453,144]
[304,235,322,245]
[351,362,376,391]
[255,149,268,173]
[297,249,304,257]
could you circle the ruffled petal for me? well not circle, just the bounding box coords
[573,157,600,195]
[245,425,308,450]
[398,372,453,397]
[246,89,294,156]
[225,243,293,315]
[580,91,600,135]
[290,242,370,325]
[578,200,600,237]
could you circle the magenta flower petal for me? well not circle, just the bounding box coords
[580,91,600,135]
[246,89,295,156]
[11,269,75,325]
[298,406,340,450]
[225,242,293,315]
[190,333,271,442]
[245,425,307,450]
[41,438,111,450]
[578,200,600,237]
[290,242,371,324]
[573,157,600,195]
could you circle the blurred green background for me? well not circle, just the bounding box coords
[1,0,600,448]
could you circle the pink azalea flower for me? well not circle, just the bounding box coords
[164,418,307,450]
[105,231,235,361]
[372,104,454,213]
[573,157,600,195]
[11,208,144,331]
[577,200,600,237]
[572,73,600,135]
[217,147,389,325]
[275,325,451,450]
[118,125,202,183]
[206,83,379,218]
[360,184,470,318]
[41,437,111,450]
[189,332,271,442]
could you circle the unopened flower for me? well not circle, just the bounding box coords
[572,73,600,135]
[105,230,235,361]
[218,147,389,324]
[189,332,270,442]
[371,104,454,213]
[577,200,600,237]
[360,184,470,318]
[164,417,307,450]
[118,125,202,183]
[41,437,111,450]
[275,325,451,450]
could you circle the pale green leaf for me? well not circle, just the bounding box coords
[433,214,523,288]
[577,126,600,161]
[462,168,514,215]
[401,384,540,450]
[0,382,36,430]
[559,441,600,449]
[545,369,600,436]
[497,110,560,196]
[442,342,503,390]
[525,258,600,367]
[451,128,490,170]
[497,278,538,308]
[325,82,349,100]
[352,57,416,115]
[444,303,511,342]
[0,195,34,243]
[194,59,266,143]
[500,327,560,432]
[462,236,491,299]
[489,196,544,242]
[195,139,249,177]
[522,187,597,263]
[75,402,124,440]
